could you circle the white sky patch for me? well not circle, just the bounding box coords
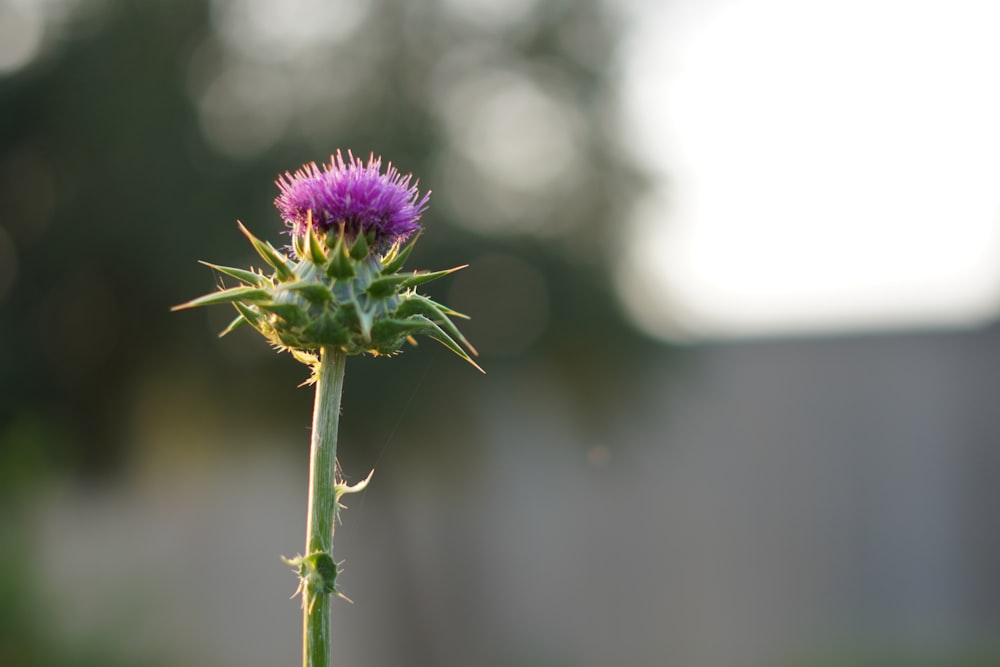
[617,0,1000,341]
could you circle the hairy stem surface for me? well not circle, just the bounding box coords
[304,347,346,667]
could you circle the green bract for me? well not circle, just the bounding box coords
[174,220,480,373]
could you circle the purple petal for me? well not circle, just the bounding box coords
[274,150,430,249]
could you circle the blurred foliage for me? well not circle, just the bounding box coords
[0,0,657,661]
[0,0,654,477]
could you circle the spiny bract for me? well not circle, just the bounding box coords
[174,220,479,371]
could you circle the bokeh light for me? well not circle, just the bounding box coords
[619,0,1000,340]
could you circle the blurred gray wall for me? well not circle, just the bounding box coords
[31,325,1000,667]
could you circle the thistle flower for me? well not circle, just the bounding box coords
[275,150,429,251]
[173,152,479,371]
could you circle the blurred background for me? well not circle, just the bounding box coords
[1,0,999,665]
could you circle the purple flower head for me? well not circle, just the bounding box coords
[275,150,430,250]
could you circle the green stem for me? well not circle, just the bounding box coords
[303,346,347,667]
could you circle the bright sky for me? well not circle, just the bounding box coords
[617,0,1000,341]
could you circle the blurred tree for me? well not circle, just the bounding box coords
[0,0,651,474]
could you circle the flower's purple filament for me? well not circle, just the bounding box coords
[275,150,429,249]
